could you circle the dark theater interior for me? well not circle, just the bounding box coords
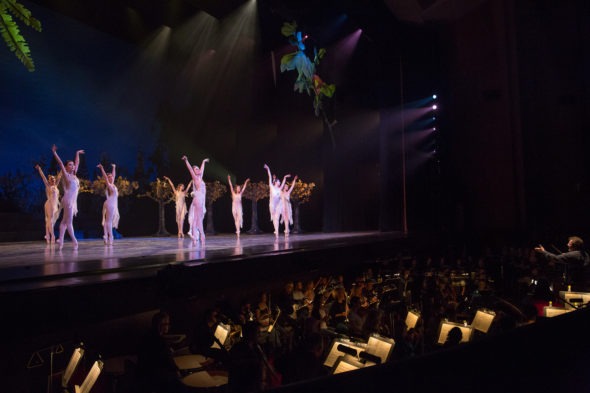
[1,0,590,392]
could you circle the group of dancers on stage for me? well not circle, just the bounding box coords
[35,145,298,250]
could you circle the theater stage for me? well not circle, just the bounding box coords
[0,231,402,293]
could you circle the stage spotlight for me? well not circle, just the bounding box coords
[432,105,437,110]
[433,94,437,99]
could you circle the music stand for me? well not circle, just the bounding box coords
[543,306,574,318]
[405,309,420,330]
[323,338,367,368]
[211,323,231,349]
[331,355,365,374]
[365,333,395,364]
[62,346,85,388]
[436,320,473,345]
[74,359,103,393]
[470,309,495,333]
[559,291,590,310]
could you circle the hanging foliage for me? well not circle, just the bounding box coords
[280,21,336,123]
[0,0,41,71]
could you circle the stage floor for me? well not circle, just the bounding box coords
[0,231,399,292]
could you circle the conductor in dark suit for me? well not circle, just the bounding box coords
[535,236,590,290]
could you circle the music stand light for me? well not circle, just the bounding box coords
[543,306,574,318]
[559,291,590,310]
[211,323,231,349]
[365,333,395,364]
[74,359,104,393]
[436,320,473,345]
[405,309,420,330]
[62,346,85,388]
[323,338,367,368]
[471,309,496,333]
[332,355,365,374]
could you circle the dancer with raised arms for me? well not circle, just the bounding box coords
[163,176,193,238]
[182,155,208,245]
[264,164,289,238]
[228,175,250,236]
[97,163,120,245]
[280,175,297,236]
[52,144,84,250]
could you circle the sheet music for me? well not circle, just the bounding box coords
[323,340,366,368]
[366,336,393,363]
[471,311,494,333]
[211,324,230,349]
[333,356,363,374]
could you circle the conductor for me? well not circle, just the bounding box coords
[535,236,590,290]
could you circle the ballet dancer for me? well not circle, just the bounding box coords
[263,164,289,238]
[182,155,208,244]
[52,144,84,250]
[97,163,119,245]
[35,164,61,244]
[227,175,250,236]
[280,175,297,236]
[163,176,193,238]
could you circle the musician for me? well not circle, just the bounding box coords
[137,311,195,393]
[189,308,229,366]
[535,236,590,289]
[328,286,349,333]
[255,292,281,353]
[347,296,366,338]
[227,322,264,393]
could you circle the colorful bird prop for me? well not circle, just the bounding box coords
[280,21,336,125]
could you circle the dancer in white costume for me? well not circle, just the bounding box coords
[182,156,208,244]
[227,175,250,236]
[163,176,193,238]
[97,163,120,245]
[263,164,289,238]
[280,175,297,236]
[35,164,61,244]
[52,144,84,250]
